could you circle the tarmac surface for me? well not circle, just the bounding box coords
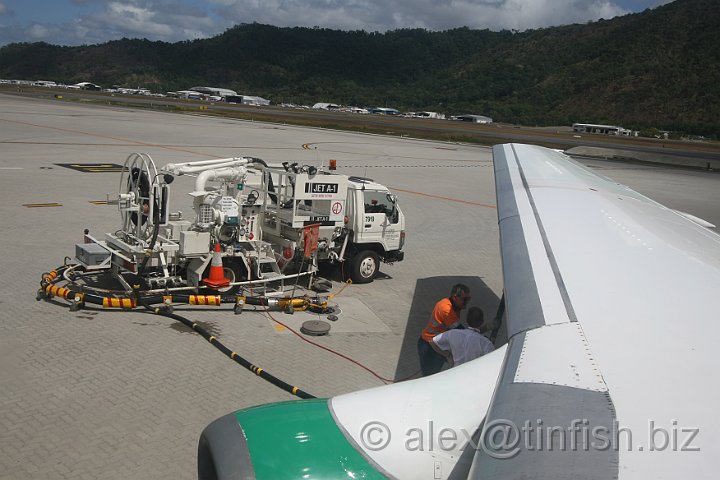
[2,93,720,479]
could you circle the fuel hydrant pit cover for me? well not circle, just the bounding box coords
[300,320,331,336]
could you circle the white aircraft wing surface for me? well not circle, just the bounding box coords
[470,144,720,478]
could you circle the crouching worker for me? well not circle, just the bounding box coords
[417,283,471,376]
[431,306,494,368]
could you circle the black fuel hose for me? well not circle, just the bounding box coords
[141,300,315,399]
[40,264,316,398]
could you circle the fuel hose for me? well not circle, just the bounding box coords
[142,301,315,399]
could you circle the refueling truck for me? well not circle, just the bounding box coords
[75,153,405,296]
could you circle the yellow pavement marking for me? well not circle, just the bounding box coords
[23,203,62,208]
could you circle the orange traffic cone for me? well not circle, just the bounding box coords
[203,243,231,289]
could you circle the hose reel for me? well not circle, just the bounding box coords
[118,153,161,242]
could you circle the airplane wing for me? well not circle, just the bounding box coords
[197,143,720,479]
[470,144,720,478]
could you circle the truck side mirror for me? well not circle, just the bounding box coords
[386,193,399,223]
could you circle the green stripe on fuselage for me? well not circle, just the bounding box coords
[234,399,384,479]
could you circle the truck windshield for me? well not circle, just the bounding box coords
[363,190,393,215]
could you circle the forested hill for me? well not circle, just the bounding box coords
[1,0,718,135]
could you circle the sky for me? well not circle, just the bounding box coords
[0,0,674,47]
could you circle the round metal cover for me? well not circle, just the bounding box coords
[301,320,331,336]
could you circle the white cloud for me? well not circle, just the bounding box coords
[23,23,69,43]
[0,2,9,15]
[36,0,224,45]
[91,2,175,36]
[210,0,631,32]
[0,0,659,46]
[28,24,51,39]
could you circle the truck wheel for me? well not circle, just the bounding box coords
[350,251,379,284]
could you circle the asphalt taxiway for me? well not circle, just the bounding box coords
[1,93,719,479]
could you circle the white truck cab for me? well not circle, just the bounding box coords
[344,176,405,282]
[258,168,405,284]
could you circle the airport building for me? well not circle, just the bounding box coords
[369,107,400,115]
[572,123,633,136]
[413,111,445,119]
[312,103,340,110]
[226,95,270,106]
[190,86,238,97]
[73,82,102,91]
[173,90,205,100]
[452,114,493,124]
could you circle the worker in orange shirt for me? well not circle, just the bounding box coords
[417,283,471,376]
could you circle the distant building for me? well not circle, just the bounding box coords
[1,79,34,86]
[346,107,369,114]
[572,123,632,136]
[114,87,151,95]
[190,86,238,98]
[240,95,270,106]
[175,90,205,100]
[313,103,339,110]
[452,114,492,124]
[369,107,400,115]
[226,95,270,106]
[73,82,101,91]
[413,111,445,119]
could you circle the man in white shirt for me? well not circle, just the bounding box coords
[431,307,494,367]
